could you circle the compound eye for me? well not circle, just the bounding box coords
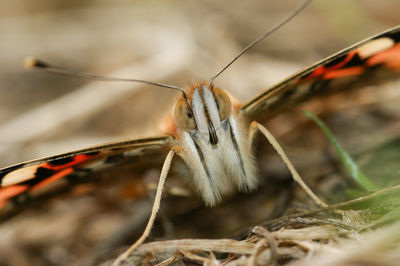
[173,98,196,131]
[213,88,232,121]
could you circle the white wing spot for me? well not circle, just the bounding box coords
[357,37,394,59]
[2,165,38,187]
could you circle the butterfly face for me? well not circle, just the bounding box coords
[171,83,257,205]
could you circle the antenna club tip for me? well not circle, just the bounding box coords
[23,56,48,69]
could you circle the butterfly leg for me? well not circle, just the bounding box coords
[112,148,176,266]
[248,121,327,207]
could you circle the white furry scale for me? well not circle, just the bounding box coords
[178,86,257,206]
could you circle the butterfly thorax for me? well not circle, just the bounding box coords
[169,83,258,206]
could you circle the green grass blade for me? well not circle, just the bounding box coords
[302,110,377,191]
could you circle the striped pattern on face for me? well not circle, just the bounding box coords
[175,84,257,206]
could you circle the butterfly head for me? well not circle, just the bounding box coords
[173,83,233,145]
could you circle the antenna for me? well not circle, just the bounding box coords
[23,57,185,93]
[208,0,313,86]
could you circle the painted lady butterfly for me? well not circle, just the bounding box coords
[0,1,399,265]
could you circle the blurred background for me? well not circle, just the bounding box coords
[0,0,399,265]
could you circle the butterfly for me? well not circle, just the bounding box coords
[1,2,400,265]
[1,25,399,214]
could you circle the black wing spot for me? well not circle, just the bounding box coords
[325,53,348,68]
[35,167,55,179]
[85,151,101,156]
[49,157,74,166]
[343,53,363,67]
[21,167,55,186]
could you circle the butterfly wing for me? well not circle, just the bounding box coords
[0,135,172,216]
[241,25,400,121]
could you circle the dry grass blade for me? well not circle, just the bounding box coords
[115,182,400,265]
